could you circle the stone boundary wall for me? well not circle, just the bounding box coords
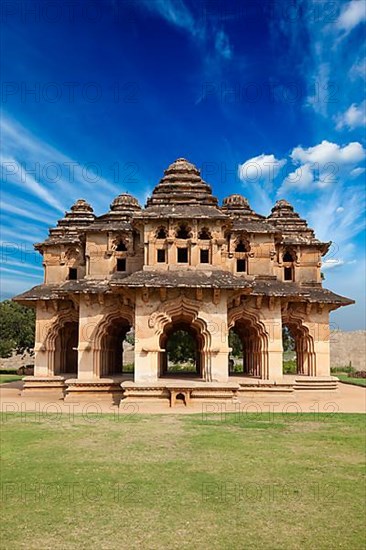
[330,331,366,371]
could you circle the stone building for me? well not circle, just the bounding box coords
[14,158,354,403]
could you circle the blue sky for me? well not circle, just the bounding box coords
[1,0,365,329]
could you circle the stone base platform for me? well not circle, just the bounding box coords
[21,376,67,399]
[293,376,339,391]
[64,378,124,404]
[19,375,339,406]
[122,380,241,406]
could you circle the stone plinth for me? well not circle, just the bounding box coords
[21,376,67,399]
[65,378,123,404]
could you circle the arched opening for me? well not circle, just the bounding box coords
[176,224,191,239]
[282,320,315,376]
[228,319,264,377]
[156,226,167,239]
[235,240,249,253]
[115,240,127,252]
[54,321,78,376]
[283,249,295,282]
[98,318,134,377]
[159,322,202,377]
[235,238,250,274]
[198,227,211,240]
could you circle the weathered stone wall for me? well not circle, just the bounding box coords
[330,331,366,371]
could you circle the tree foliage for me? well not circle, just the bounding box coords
[282,325,295,352]
[167,330,196,364]
[0,300,35,357]
[229,330,243,357]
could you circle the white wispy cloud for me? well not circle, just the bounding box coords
[279,140,366,193]
[1,260,43,272]
[335,0,366,35]
[335,100,366,130]
[237,154,286,213]
[215,30,232,60]
[238,154,286,185]
[1,154,64,212]
[0,200,55,226]
[0,267,42,279]
[349,56,366,80]
[141,0,198,36]
[138,0,232,63]
[0,229,41,244]
[1,114,120,215]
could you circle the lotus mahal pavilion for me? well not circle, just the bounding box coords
[14,158,353,404]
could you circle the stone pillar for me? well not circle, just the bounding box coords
[207,290,230,382]
[261,301,283,381]
[134,290,160,382]
[311,315,331,376]
[77,296,102,379]
[33,302,53,376]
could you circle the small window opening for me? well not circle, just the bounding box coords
[157,249,166,263]
[68,268,77,280]
[200,249,209,263]
[236,259,246,273]
[177,248,188,263]
[117,258,126,272]
[284,267,293,281]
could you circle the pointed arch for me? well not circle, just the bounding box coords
[90,306,134,377]
[148,296,212,381]
[228,304,269,379]
[282,309,316,376]
[44,307,79,376]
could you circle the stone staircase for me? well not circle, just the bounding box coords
[293,377,338,391]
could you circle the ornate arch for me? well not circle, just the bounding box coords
[282,308,316,376]
[43,307,79,376]
[148,296,213,380]
[234,235,250,253]
[228,304,269,379]
[90,305,135,378]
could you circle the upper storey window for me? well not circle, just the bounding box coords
[156,227,167,239]
[157,249,166,263]
[198,227,212,240]
[68,267,77,280]
[283,250,295,262]
[177,247,188,263]
[200,249,209,263]
[283,249,295,282]
[116,258,126,272]
[115,240,127,252]
[176,224,191,239]
[235,237,250,274]
[235,239,249,253]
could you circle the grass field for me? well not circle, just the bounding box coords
[1,413,365,550]
[0,374,22,384]
[337,375,366,387]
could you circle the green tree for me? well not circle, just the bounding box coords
[229,330,243,357]
[282,325,295,352]
[0,300,35,357]
[167,330,196,364]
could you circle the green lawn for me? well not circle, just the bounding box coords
[1,413,365,549]
[0,374,22,384]
[337,375,366,387]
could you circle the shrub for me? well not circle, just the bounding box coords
[331,365,356,374]
[283,360,297,374]
[0,301,35,357]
